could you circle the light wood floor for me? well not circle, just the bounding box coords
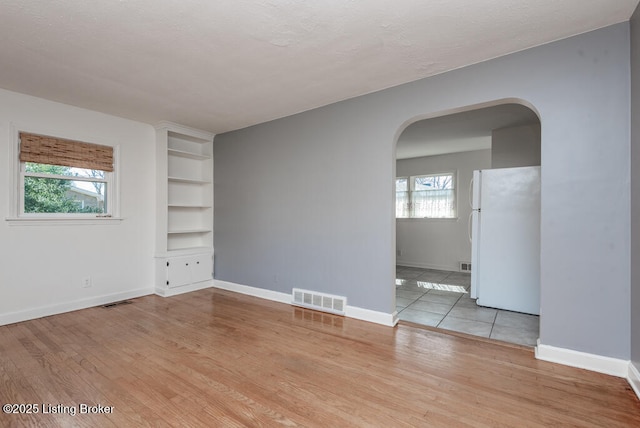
[1,288,639,427]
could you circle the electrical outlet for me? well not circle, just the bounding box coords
[81,276,92,288]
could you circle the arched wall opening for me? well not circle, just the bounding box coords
[392,98,542,346]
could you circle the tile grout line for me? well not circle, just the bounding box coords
[435,293,463,328]
[396,266,540,346]
[435,272,462,328]
[487,310,499,339]
[396,285,430,315]
[398,270,465,327]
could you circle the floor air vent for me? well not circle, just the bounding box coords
[292,288,346,315]
[102,300,132,308]
[459,262,472,273]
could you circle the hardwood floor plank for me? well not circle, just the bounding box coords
[1,288,639,427]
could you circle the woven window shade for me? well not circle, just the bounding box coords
[19,132,113,172]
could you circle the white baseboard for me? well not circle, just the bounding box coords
[213,280,396,327]
[213,279,291,304]
[155,279,214,297]
[535,340,629,378]
[628,362,640,400]
[396,260,459,272]
[345,306,398,327]
[0,287,153,326]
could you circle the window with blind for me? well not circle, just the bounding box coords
[17,132,115,217]
[396,172,456,219]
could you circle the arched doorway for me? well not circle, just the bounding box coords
[393,100,541,347]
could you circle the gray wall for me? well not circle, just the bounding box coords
[396,150,491,271]
[492,124,541,168]
[631,3,640,369]
[215,23,631,359]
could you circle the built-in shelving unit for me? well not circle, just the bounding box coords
[155,122,215,296]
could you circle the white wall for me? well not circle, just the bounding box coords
[492,124,541,168]
[0,88,156,324]
[215,23,631,359]
[627,0,640,399]
[396,150,491,271]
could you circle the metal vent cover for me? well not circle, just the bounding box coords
[102,300,132,308]
[292,288,346,315]
[459,262,472,273]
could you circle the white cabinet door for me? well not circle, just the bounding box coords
[167,256,192,289]
[191,254,212,283]
[165,254,212,288]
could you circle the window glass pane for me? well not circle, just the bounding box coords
[396,191,409,218]
[414,174,453,191]
[414,176,435,190]
[396,178,408,192]
[24,177,106,214]
[396,178,409,218]
[398,173,456,218]
[412,189,455,218]
[73,167,105,180]
[26,162,105,179]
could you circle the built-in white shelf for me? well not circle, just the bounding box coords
[168,176,211,184]
[168,228,212,234]
[156,247,213,258]
[168,204,211,208]
[168,148,211,160]
[155,121,215,297]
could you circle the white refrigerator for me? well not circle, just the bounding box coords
[470,166,540,315]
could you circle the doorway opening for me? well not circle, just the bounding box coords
[394,100,541,347]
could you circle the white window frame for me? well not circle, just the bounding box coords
[6,124,122,225]
[396,171,458,220]
[395,177,410,219]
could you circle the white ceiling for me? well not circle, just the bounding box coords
[0,1,638,134]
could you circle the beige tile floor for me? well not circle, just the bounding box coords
[396,266,539,347]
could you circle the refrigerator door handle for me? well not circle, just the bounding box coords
[469,177,474,208]
[468,211,473,243]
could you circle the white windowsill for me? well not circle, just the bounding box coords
[5,217,124,226]
[396,217,459,222]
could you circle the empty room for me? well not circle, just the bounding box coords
[1,1,640,426]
